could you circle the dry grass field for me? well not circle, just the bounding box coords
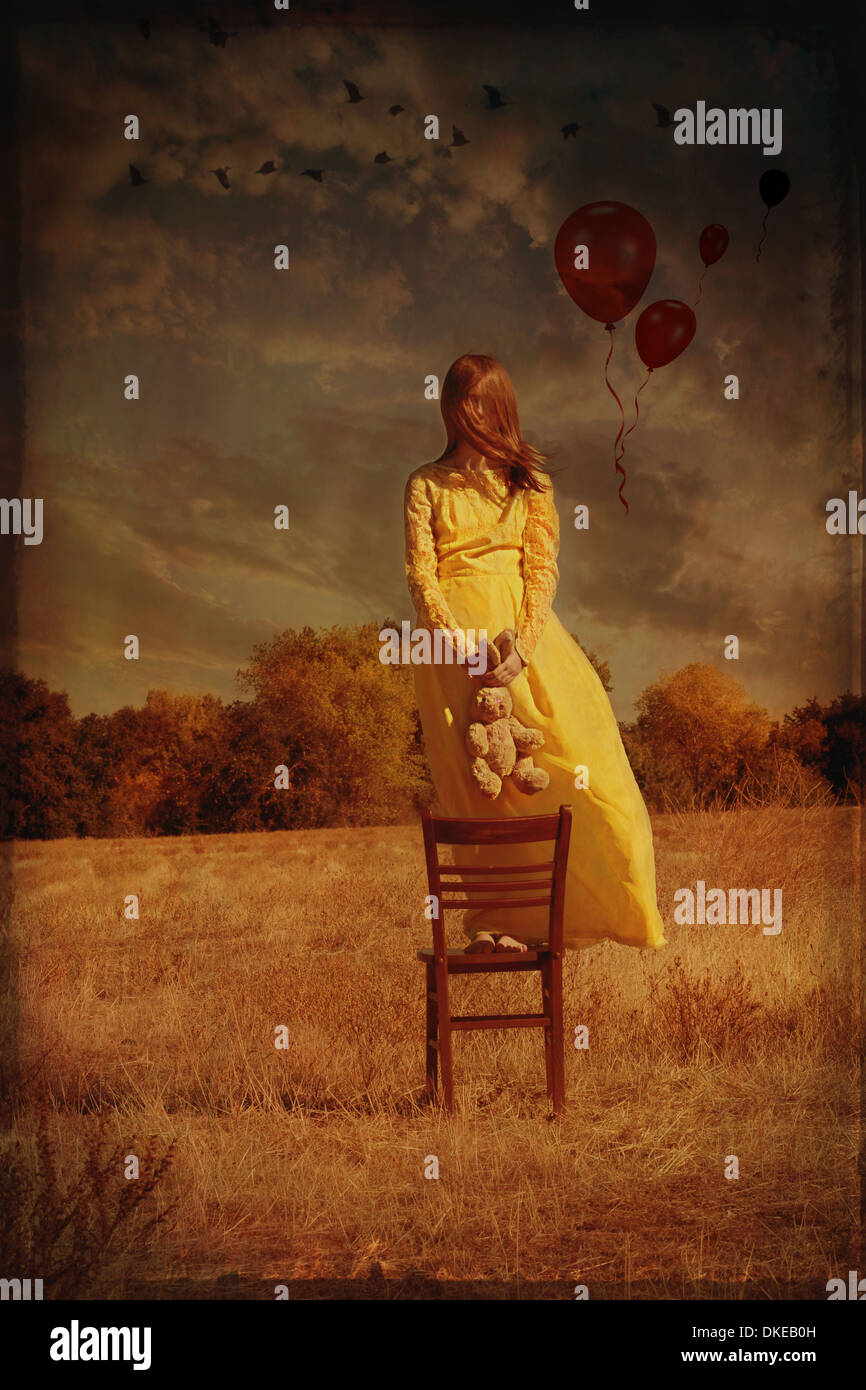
[1,805,860,1299]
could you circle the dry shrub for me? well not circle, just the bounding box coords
[648,956,763,1062]
[0,1102,175,1297]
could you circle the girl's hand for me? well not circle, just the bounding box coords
[470,628,526,687]
[482,651,525,686]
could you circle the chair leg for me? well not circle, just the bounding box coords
[434,959,455,1111]
[425,962,438,1098]
[541,959,554,1101]
[551,953,565,1116]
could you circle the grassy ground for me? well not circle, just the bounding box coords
[1,805,860,1299]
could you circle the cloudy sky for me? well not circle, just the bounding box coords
[15,8,861,721]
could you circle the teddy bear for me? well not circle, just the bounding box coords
[465,639,550,800]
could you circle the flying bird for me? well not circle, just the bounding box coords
[373,151,393,164]
[210,166,231,189]
[137,16,150,39]
[256,160,277,174]
[482,84,506,109]
[128,164,148,186]
[301,168,324,182]
[451,126,469,147]
[344,80,364,103]
[208,17,237,47]
[388,104,404,116]
[652,103,673,127]
[561,122,580,139]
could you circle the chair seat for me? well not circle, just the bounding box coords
[418,945,546,963]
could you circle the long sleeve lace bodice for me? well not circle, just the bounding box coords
[403,464,560,666]
[404,470,478,661]
[514,482,560,666]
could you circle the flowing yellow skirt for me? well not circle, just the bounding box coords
[412,572,667,951]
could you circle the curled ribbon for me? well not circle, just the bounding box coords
[603,325,628,515]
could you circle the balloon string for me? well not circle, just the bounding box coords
[603,326,628,515]
[694,266,708,307]
[616,371,651,463]
[756,208,770,264]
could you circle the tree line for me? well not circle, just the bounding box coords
[0,623,862,839]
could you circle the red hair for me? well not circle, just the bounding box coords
[434,354,550,494]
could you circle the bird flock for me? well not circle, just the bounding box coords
[124,17,597,192]
[127,16,672,193]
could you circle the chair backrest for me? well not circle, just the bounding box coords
[421,805,573,955]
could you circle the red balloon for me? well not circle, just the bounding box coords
[555,201,656,328]
[635,300,696,370]
[699,223,729,266]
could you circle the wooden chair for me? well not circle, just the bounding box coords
[418,804,573,1116]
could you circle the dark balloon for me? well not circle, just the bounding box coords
[759,169,790,209]
[699,223,729,267]
[635,299,697,371]
[554,201,656,327]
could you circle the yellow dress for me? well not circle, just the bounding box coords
[404,460,666,952]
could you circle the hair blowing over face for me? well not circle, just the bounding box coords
[434,354,551,494]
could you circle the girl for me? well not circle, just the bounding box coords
[404,353,666,955]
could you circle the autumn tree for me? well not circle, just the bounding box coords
[104,691,227,834]
[234,621,432,829]
[779,691,866,801]
[629,663,771,808]
[0,671,90,838]
[571,634,612,693]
